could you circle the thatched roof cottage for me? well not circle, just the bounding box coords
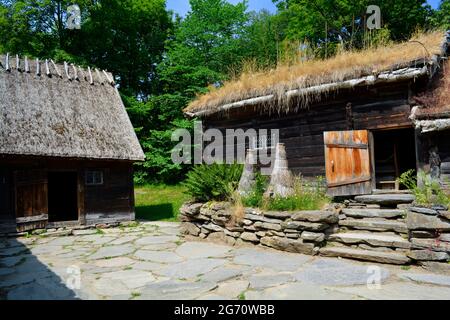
[185,31,450,197]
[0,54,145,233]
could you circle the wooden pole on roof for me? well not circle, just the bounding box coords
[5,53,10,71]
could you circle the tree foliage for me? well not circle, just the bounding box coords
[0,0,444,184]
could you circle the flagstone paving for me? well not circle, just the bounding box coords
[1,221,450,300]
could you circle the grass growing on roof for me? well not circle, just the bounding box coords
[135,185,190,222]
[186,31,444,114]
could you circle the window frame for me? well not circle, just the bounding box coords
[85,170,104,186]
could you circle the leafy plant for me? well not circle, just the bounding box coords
[242,174,329,211]
[183,163,243,202]
[398,170,450,206]
[241,172,269,208]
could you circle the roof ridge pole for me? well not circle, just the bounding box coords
[16,54,21,71]
[71,64,79,81]
[36,58,40,76]
[45,59,51,76]
[50,59,62,78]
[5,53,10,71]
[102,70,114,85]
[87,66,94,84]
[64,61,72,80]
[24,56,30,73]
[95,68,104,85]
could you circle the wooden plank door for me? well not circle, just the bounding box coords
[14,170,49,232]
[324,130,374,197]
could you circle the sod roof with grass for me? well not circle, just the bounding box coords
[185,31,449,118]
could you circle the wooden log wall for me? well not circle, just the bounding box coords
[84,163,135,224]
[0,157,136,227]
[204,81,414,180]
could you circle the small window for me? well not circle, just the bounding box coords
[85,170,103,186]
[250,133,278,150]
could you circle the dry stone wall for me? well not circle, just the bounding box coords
[406,205,450,270]
[180,202,339,255]
[180,200,450,268]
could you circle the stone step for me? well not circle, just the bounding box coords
[319,246,411,265]
[354,194,415,206]
[339,218,408,233]
[329,231,411,249]
[372,189,412,195]
[342,208,405,219]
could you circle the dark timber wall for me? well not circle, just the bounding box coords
[0,157,135,230]
[204,81,414,180]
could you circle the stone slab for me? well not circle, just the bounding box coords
[232,248,311,271]
[88,244,135,260]
[339,218,408,233]
[156,258,227,279]
[260,236,315,255]
[175,242,231,259]
[407,211,450,231]
[342,209,404,219]
[139,280,217,300]
[134,250,184,263]
[354,194,415,205]
[329,232,411,249]
[319,247,410,265]
[400,273,450,287]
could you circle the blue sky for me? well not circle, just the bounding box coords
[166,0,277,16]
[167,0,442,17]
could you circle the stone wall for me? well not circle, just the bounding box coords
[406,205,450,269]
[180,201,450,268]
[180,202,339,255]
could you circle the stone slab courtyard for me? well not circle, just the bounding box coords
[1,221,450,300]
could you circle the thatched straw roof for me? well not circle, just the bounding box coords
[0,54,145,161]
[185,31,449,118]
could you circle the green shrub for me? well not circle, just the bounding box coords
[398,170,450,206]
[266,177,329,211]
[183,163,243,202]
[241,172,269,208]
[242,174,329,211]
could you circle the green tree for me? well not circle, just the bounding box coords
[165,0,249,75]
[241,9,287,69]
[273,0,432,50]
[0,0,91,57]
[72,0,172,97]
[432,0,450,29]
[132,0,252,184]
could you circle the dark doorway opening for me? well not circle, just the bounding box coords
[0,169,13,219]
[0,169,15,233]
[373,128,417,190]
[48,172,78,222]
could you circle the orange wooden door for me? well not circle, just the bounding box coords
[324,130,374,197]
[14,170,49,232]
